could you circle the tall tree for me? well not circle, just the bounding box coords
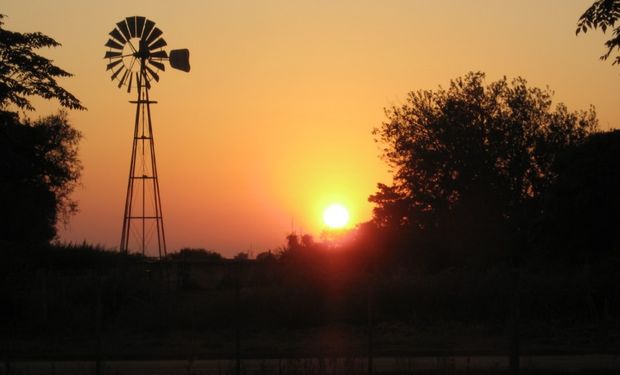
[370,72,597,264]
[576,0,620,65]
[0,14,84,243]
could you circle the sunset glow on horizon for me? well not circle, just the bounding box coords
[3,0,619,256]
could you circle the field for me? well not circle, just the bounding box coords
[3,245,620,374]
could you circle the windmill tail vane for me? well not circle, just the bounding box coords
[104,16,190,257]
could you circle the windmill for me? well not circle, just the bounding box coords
[104,16,190,257]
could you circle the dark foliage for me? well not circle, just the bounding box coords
[0,110,82,243]
[255,250,277,263]
[3,242,620,359]
[370,72,597,266]
[0,14,85,111]
[0,14,84,244]
[168,247,224,262]
[540,130,620,263]
[576,0,620,65]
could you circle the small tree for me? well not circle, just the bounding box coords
[576,0,620,65]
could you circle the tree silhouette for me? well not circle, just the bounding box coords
[0,14,84,243]
[0,14,85,111]
[0,111,81,243]
[540,130,620,263]
[576,0,620,65]
[370,72,597,264]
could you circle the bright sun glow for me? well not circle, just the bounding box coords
[323,204,350,229]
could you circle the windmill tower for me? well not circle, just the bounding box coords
[104,16,190,257]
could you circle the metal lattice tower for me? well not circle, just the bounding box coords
[104,16,190,257]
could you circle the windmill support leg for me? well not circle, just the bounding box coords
[119,63,167,258]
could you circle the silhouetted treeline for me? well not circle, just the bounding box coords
[2,238,619,359]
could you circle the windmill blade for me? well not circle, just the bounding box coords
[150,50,168,59]
[118,70,129,88]
[111,65,124,80]
[117,20,132,41]
[148,60,165,71]
[105,38,123,50]
[104,17,192,92]
[109,28,126,44]
[148,38,167,50]
[169,49,191,72]
[126,16,137,38]
[136,16,146,37]
[145,65,160,82]
[127,72,133,93]
[145,27,163,46]
[142,19,155,41]
[104,50,122,59]
[106,59,123,71]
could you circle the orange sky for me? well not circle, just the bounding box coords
[4,1,619,256]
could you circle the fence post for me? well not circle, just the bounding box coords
[367,264,374,375]
[509,265,520,374]
[235,264,241,375]
[95,274,103,375]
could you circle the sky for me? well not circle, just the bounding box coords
[3,0,619,256]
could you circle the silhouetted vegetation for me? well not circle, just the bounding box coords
[539,130,620,264]
[369,72,597,269]
[168,247,224,262]
[577,0,620,65]
[0,111,82,243]
[2,237,620,365]
[0,14,83,244]
[0,14,85,111]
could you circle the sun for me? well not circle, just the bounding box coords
[323,204,350,229]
